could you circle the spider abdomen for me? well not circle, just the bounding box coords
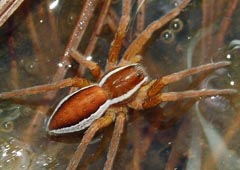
[47,85,108,132]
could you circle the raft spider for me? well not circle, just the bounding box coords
[0,0,237,169]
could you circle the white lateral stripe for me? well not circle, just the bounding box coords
[99,64,138,86]
[109,76,148,105]
[47,77,148,134]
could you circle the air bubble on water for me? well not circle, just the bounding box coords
[49,0,59,10]
[226,54,231,59]
[64,51,69,56]
[88,0,93,7]
[173,2,179,6]
[86,55,93,61]
[57,62,63,67]
[1,121,14,133]
[160,29,175,44]
[78,21,84,30]
[230,81,235,86]
[0,103,21,133]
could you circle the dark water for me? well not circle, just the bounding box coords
[0,0,240,169]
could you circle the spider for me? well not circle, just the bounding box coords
[0,0,237,169]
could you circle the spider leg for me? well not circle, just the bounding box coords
[104,107,127,170]
[148,61,232,97]
[0,77,90,99]
[106,0,131,70]
[118,55,143,66]
[143,89,237,109]
[120,0,190,63]
[70,49,102,80]
[128,61,236,110]
[66,109,115,170]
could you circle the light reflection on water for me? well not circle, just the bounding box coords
[0,136,60,169]
[0,137,32,170]
[195,102,240,170]
[0,102,21,133]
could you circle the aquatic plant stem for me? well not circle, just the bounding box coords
[0,0,24,27]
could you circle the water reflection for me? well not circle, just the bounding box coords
[0,102,21,133]
[30,153,59,170]
[196,102,240,170]
[0,136,60,170]
[49,0,59,10]
[199,70,232,114]
[0,137,33,170]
